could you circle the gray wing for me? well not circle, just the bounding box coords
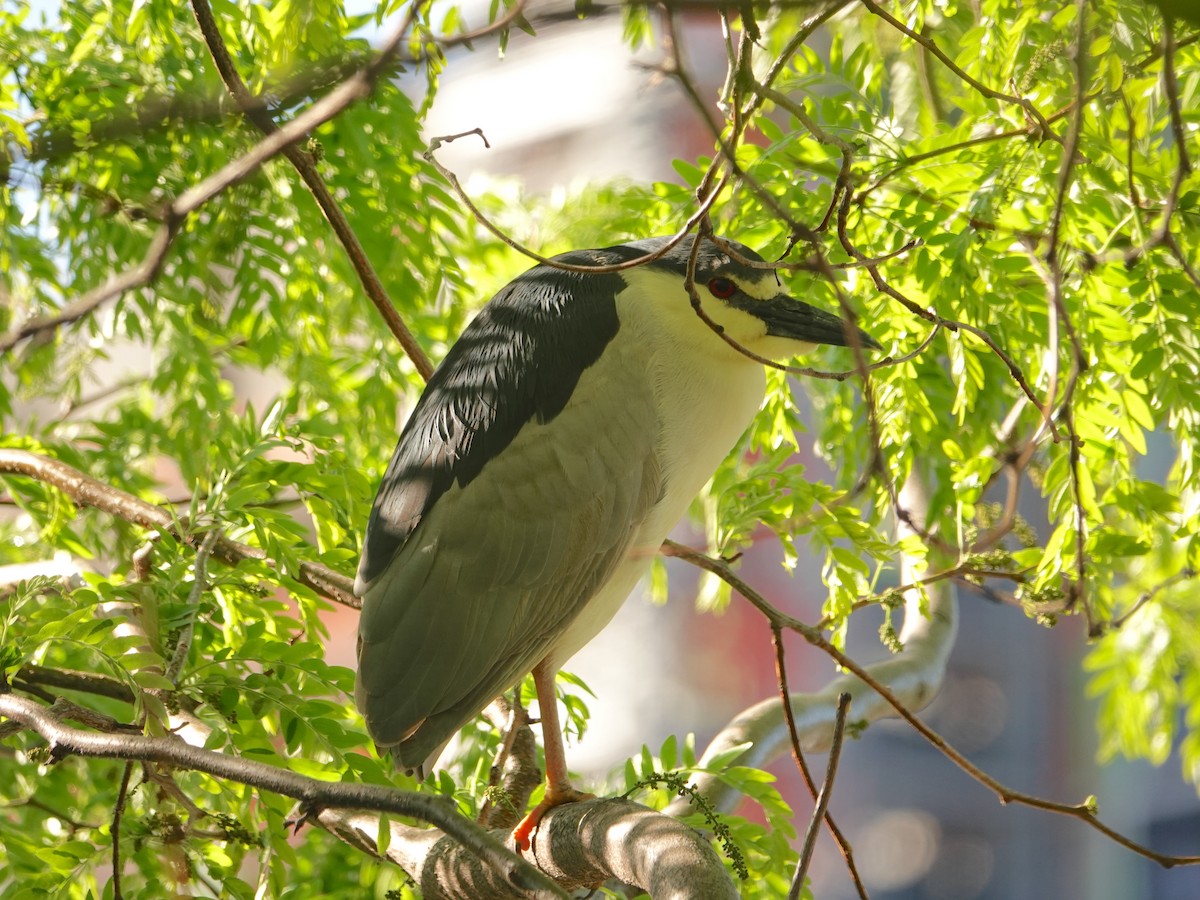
[357,245,650,591]
[355,248,663,768]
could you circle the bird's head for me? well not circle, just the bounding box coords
[616,235,880,362]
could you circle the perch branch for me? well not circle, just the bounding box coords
[0,690,737,898]
[319,796,738,899]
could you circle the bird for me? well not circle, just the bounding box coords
[354,233,879,848]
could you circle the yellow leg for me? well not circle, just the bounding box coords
[511,660,594,851]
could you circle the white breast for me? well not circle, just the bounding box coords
[547,272,767,666]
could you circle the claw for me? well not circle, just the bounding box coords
[512,785,595,851]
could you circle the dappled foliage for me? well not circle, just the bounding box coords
[2,0,1200,896]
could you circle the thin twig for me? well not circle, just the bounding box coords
[25,51,378,166]
[1120,18,1200,289]
[790,692,853,900]
[165,528,221,684]
[1039,0,1091,625]
[657,8,819,243]
[2,3,527,357]
[860,0,1053,138]
[741,1,854,127]
[189,0,435,380]
[772,628,869,899]
[667,544,1200,870]
[831,239,923,269]
[111,760,135,900]
[0,796,100,832]
[423,129,728,275]
[857,94,1089,202]
[1108,567,1197,631]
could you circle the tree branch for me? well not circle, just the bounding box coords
[189,0,435,381]
[664,472,957,816]
[319,795,739,899]
[859,0,1053,138]
[165,527,220,684]
[0,689,739,898]
[0,448,357,608]
[0,692,568,899]
[422,129,726,275]
[772,626,868,899]
[667,472,1200,869]
[790,692,852,900]
[0,226,175,355]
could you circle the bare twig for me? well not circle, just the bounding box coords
[1109,567,1197,631]
[657,9,819,244]
[674,546,1200,870]
[423,129,728,275]
[190,0,435,380]
[790,692,852,900]
[741,1,855,127]
[772,628,868,899]
[0,795,100,832]
[165,528,221,684]
[1120,18,1200,289]
[831,239,923,269]
[860,0,1053,139]
[112,761,135,900]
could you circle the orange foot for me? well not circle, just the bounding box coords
[511,785,596,852]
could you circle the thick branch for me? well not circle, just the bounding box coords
[1,690,735,898]
[322,798,738,900]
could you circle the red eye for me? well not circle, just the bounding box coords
[707,277,737,299]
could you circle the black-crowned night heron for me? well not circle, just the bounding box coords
[355,234,878,848]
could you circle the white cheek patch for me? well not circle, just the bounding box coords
[727,273,779,301]
[617,268,769,348]
[701,294,770,343]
